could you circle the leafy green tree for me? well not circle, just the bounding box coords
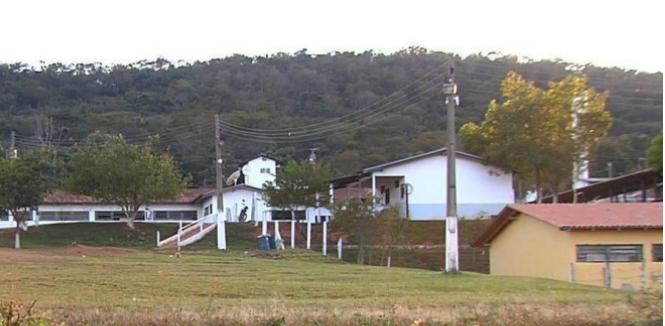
[0,154,56,249]
[460,72,612,201]
[262,160,332,220]
[646,132,663,175]
[64,134,189,229]
[330,197,379,265]
[374,205,409,267]
[330,197,406,265]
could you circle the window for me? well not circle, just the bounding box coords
[204,204,213,216]
[40,211,89,221]
[153,211,197,221]
[260,168,271,174]
[653,244,663,262]
[576,245,643,263]
[95,211,145,221]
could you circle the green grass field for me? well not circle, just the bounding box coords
[0,222,661,325]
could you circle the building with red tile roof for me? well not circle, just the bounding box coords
[473,203,663,290]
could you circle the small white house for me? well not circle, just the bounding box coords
[330,148,515,220]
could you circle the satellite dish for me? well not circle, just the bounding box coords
[404,183,414,195]
[241,165,251,176]
[226,170,241,186]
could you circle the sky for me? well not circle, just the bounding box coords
[1,0,662,73]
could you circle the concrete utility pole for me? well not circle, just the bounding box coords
[215,114,227,250]
[443,56,459,272]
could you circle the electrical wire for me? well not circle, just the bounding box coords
[217,91,441,144]
[216,62,448,133]
[217,76,444,138]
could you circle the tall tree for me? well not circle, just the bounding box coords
[64,134,189,229]
[460,72,612,201]
[646,131,663,175]
[262,160,332,220]
[0,154,56,249]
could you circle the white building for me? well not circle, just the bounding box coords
[0,155,283,229]
[330,148,515,220]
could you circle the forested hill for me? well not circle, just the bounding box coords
[0,48,662,186]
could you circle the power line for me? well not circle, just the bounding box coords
[217,77,443,139]
[217,62,447,133]
[217,92,441,144]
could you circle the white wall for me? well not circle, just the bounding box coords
[372,153,514,219]
[218,188,272,223]
[243,157,277,189]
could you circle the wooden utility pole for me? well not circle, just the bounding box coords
[443,56,459,272]
[214,114,227,250]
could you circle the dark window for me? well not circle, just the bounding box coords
[576,245,643,263]
[0,210,9,221]
[95,211,145,221]
[653,244,663,262]
[153,211,197,221]
[40,211,89,221]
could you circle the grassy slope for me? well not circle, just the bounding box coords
[0,222,257,250]
[0,250,626,311]
[0,220,492,272]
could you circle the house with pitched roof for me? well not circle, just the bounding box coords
[473,203,663,290]
[330,148,515,220]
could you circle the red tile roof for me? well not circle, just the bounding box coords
[473,203,664,247]
[510,203,663,229]
[42,188,217,205]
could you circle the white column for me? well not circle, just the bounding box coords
[445,216,459,271]
[337,237,343,260]
[290,219,296,249]
[306,220,312,250]
[322,221,327,256]
[371,174,376,198]
[262,213,268,235]
[217,212,227,250]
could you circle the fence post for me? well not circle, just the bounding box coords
[322,221,327,256]
[640,258,646,289]
[337,237,343,260]
[568,262,575,284]
[306,220,312,250]
[156,230,160,246]
[604,253,612,289]
[290,219,295,249]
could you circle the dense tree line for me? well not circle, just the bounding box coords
[0,48,662,185]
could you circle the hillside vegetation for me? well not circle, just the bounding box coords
[1,49,662,185]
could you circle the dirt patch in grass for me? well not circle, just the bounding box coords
[65,243,139,255]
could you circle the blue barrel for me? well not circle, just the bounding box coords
[257,235,270,250]
[268,235,277,250]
